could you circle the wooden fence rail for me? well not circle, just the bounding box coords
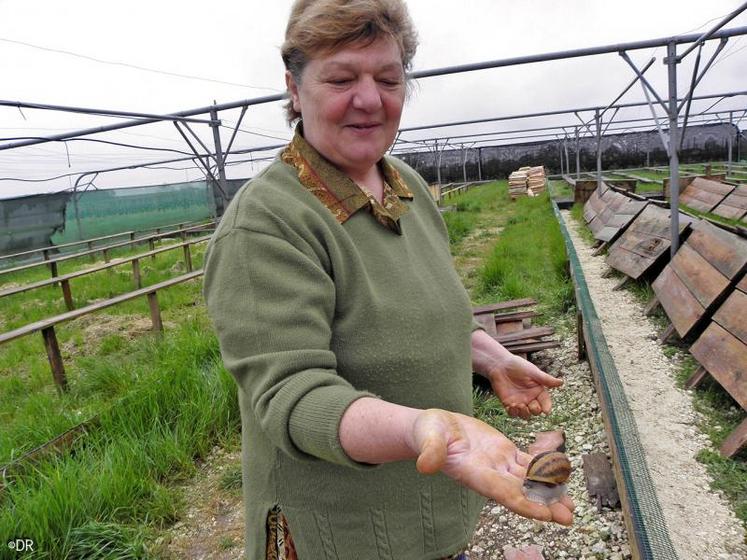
[0,235,210,309]
[0,270,204,392]
[0,218,213,267]
[0,221,215,282]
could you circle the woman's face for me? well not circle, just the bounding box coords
[286,36,406,179]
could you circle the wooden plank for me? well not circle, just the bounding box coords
[690,322,747,410]
[606,205,693,279]
[42,327,68,392]
[685,220,747,280]
[712,185,747,220]
[738,275,747,292]
[493,310,539,323]
[684,365,709,390]
[0,270,203,345]
[669,243,729,309]
[652,265,704,338]
[720,417,747,458]
[494,326,554,344]
[582,453,620,512]
[472,298,536,315]
[497,340,560,353]
[690,177,735,196]
[712,289,747,346]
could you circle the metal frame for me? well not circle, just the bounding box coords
[2,23,746,252]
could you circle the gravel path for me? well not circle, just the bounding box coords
[562,210,746,560]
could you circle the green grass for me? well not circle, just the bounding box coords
[0,234,242,558]
[477,192,574,319]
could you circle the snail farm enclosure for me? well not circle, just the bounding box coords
[2,10,747,560]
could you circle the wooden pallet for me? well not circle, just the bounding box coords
[606,204,696,280]
[472,298,559,358]
[688,274,747,457]
[589,191,648,244]
[651,220,747,341]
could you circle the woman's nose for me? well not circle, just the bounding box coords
[351,76,383,112]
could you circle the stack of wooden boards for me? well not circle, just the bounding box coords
[509,168,530,199]
[472,298,560,359]
[508,166,547,199]
[666,177,747,222]
[581,181,747,457]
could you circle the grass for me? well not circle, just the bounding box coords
[0,233,243,558]
[477,192,574,319]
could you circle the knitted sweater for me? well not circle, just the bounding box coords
[203,142,485,559]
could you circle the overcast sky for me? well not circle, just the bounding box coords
[1,0,746,198]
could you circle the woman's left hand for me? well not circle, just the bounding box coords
[487,354,563,419]
[412,409,575,525]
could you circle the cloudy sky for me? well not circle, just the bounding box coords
[1,0,746,198]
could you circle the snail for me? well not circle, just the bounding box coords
[522,451,572,506]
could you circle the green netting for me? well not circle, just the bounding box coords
[51,181,216,244]
[552,201,678,560]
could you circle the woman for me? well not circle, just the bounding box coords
[203,1,574,558]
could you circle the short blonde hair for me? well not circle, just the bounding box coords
[281,0,418,124]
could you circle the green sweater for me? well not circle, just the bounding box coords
[203,146,485,559]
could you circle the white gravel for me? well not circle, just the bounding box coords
[562,210,746,560]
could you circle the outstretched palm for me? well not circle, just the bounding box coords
[489,354,563,418]
[412,409,574,525]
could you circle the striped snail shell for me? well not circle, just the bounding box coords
[525,451,572,486]
[522,451,572,506]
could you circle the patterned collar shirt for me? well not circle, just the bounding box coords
[280,123,414,234]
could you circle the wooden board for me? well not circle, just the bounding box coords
[584,187,606,224]
[679,177,734,213]
[711,185,747,221]
[669,243,729,309]
[652,265,704,337]
[738,275,747,292]
[712,288,747,346]
[606,205,694,280]
[690,322,747,410]
[685,219,747,280]
[595,199,648,243]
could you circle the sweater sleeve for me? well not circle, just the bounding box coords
[203,226,378,468]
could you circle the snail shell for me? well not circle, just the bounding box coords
[525,451,572,485]
[522,451,572,506]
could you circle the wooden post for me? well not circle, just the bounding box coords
[60,279,74,311]
[88,241,95,262]
[41,327,68,392]
[129,232,135,242]
[147,292,163,333]
[149,239,156,260]
[684,365,709,390]
[49,260,58,279]
[103,248,110,263]
[42,249,50,261]
[592,242,608,257]
[132,258,142,289]
[658,323,677,345]
[577,309,586,360]
[182,244,193,272]
[643,296,660,317]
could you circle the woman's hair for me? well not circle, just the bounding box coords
[281,0,418,124]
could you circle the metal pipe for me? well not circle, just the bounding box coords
[575,127,580,179]
[595,109,602,189]
[667,42,681,257]
[0,99,214,124]
[411,25,747,80]
[619,51,669,113]
[209,108,229,216]
[3,26,745,155]
[677,1,747,61]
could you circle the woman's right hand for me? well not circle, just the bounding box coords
[411,409,575,526]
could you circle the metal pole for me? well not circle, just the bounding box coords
[575,127,580,179]
[595,109,602,189]
[477,147,483,181]
[666,42,680,257]
[559,139,564,176]
[563,134,570,177]
[209,108,229,216]
[728,111,734,175]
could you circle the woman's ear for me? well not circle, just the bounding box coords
[285,71,302,113]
